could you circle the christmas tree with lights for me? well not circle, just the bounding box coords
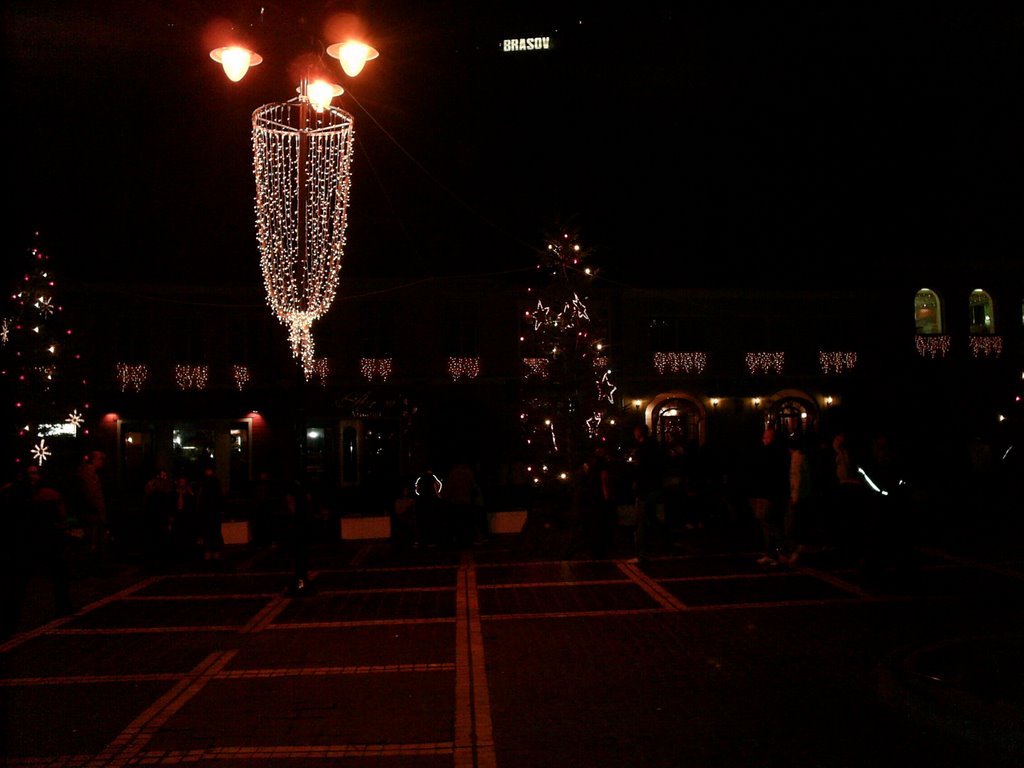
[1,240,90,476]
[518,229,619,491]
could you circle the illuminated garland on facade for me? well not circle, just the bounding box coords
[653,351,707,375]
[310,358,330,386]
[360,357,393,381]
[818,351,857,374]
[252,99,355,376]
[745,351,784,375]
[969,335,1002,358]
[233,365,250,391]
[174,365,209,390]
[523,357,550,379]
[448,356,481,380]
[915,335,950,358]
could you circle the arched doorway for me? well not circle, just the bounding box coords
[766,393,817,440]
[650,393,706,447]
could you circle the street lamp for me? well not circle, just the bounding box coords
[209,33,379,377]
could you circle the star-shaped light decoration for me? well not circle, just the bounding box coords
[586,412,603,437]
[596,369,617,404]
[531,300,552,330]
[569,293,589,322]
[31,438,51,465]
[66,409,84,430]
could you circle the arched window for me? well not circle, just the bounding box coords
[914,288,943,335]
[968,289,995,335]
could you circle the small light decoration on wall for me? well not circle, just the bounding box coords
[819,351,857,374]
[969,336,1002,358]
[31,438,51,465]
[310,358,330,387]
[586,412,603,437]
[114,363,149,393]
[1,318,9,345]
[523,357,550,379]
[233,365,250,391]
[174,365,209,390]
[654,351,707,375]
[745,352,784,375]
[915,335,951,358]
[66,409,84,430]
[360,357,392,381]
[448,356,481,380]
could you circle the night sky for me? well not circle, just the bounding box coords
[4,1,1024,289]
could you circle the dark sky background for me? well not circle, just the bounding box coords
[4,1,1024,289]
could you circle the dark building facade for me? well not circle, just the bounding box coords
[57,267,1020,535]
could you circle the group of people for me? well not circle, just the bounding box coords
[2,450,117,637]
[141,465,226,569]
[745,424,917,575]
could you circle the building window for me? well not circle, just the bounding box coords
[914,288,943,335]
[968,289,995,335]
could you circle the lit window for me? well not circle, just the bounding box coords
[914,288,942,335]
[968,289,995,335]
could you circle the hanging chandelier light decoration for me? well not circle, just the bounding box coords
[252,95,355,376]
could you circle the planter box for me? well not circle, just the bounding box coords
[341,516,391,540]
[488,510,528,534]
[221,520,251,545]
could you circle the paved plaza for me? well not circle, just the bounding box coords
[2,517,1023,767]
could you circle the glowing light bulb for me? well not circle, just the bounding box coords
[210,46,263,82]
[327,41,379,77]
[304,80,343,111]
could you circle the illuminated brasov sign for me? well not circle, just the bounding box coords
[502,37,551,52]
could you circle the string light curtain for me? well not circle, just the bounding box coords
[252,98,355,376]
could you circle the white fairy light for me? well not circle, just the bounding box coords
[114,363,148,392]
[174,364,209,390]
[745,351,784,375]
[448,357,481,380]
[915,335,950,358]
[253,99,355,376]
[969,336,1002,358]
[233,365,250,391]
[818,351,857,374]
[360,357,393,381]
[653,351,707,375]
[523,357,550,379]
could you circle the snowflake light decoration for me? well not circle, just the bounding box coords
[66,409,84,429]
[1,318,9,345]
[31,438,51,465]
[35,295,54,317]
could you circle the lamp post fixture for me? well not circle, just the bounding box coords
[210,26,378,485]
[210,33,378,378]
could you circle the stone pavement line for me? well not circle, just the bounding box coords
[615,560,688,610]
[917,546,1024,580]
[455,553,497,768]
[798,566,872,597]
[242,593,289,633]
[0,574,161,653]
[85,648,237,768]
